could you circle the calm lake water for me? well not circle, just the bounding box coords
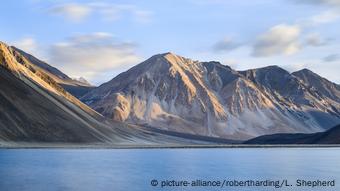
[0,148,339,191]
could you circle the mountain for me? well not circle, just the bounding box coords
[241,66,340,129]
[81,52,340,140]
[0,41,196,145]
[11,47,95,98]
[72,77,92,86]
[292,69,340,103]
[3,42,339,143]
[245,124,340,144]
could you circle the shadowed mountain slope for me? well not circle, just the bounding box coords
[245,124,340,144]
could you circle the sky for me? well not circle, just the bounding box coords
[0,0,339,85]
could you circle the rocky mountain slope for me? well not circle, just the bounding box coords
[292,69,340,103]
[241,66,340,131]
[245,124,340,144]
[0,41,199,145]
[81,52,340,140]
[12,47,95,98]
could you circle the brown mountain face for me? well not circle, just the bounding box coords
[81,53,340,140]
[11,47,95,98]
[0,42,193,145]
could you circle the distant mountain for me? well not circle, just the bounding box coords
[292,69,340,103]
[0,41,187,144]
[245,124,340,144]
[81,53,340,140]
[11,47,95,98]
[72,77,92,86]
[241,66,340,130]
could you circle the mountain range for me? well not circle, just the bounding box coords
[0,40,339,145]
[81,52,340,140]
[0,41,206,146]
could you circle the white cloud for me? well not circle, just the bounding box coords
[48,33,141,82]
[298,10,340,27]
[252,24,301,57]
[252,9,340,60]
[48,2,152,23]
[50,3,92,22]
[13,38,37,54]
[12,37,47,60]
[311,11,340,24]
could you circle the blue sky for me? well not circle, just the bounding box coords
[1,0,339,85]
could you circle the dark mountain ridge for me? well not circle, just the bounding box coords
[245,124,340,144]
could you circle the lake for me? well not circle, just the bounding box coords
[0,148,339,191]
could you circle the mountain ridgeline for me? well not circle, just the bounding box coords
[81,53,340,140]
[1,40,339,143]
[0,41,199,145]
[11,47,95,98]
[245,124,340,144]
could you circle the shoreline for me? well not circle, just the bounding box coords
[1,143,340,149]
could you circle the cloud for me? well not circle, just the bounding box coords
[212,38,242,52]
[13,37,39,55]
[298,10,340,27]
[252,24,301,57]
[323,54,340,62]
[48,33,141,82]
[48,2,152,23]
[304,33,330,47]
[310,11,340,24]
[49,3,92,22]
